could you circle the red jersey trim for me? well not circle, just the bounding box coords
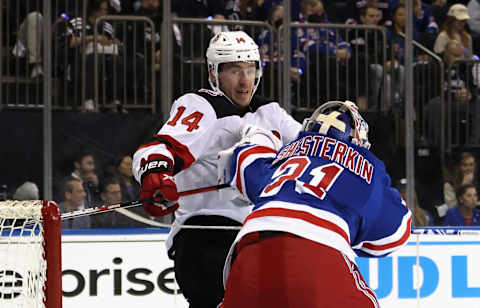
[362,216,412,251]
[244,207,350,243]
[235,145,277,194]
[136,134,196,173]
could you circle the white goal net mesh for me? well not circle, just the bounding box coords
[0,200,47,308]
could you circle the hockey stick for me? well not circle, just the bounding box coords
[60,183,230,221]
[115,207,241,230]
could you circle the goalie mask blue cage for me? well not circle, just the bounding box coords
[302,100,371,149]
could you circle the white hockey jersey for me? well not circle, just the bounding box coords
[132,89,302,251]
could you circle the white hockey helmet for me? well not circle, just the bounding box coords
[302,100,371,149]
[206,31,263,102]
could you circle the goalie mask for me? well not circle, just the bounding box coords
[302,100,371,149]
[206,31,262,104]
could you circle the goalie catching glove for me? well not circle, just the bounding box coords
[139,155,179,216]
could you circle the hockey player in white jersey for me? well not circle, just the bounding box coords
[218,101,412,308]
[132,31,301,307]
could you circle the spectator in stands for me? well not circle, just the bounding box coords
[58,177,91,229]
[99,177,122,205]
[395,179,434,226]
[12,181,40,200]
[172,0,228,42]
[425,40,479,145]
[467,0,480,36]
[91,177,121,228]
[57,0,124,112]
[119,0,162,104]
[134,0,162,70]
[391,0,439,34]
[258,3,285,46]
[443,183,480,226]
[346,4,385,107]
[344,0,392,26]
[291,0,325,103]
[402,0,439,49]
[229,0,300,22]
[6,181,40,226]
[257,4,302,98]
[294,0,368,105]
[467,0,480,54]
[9,1,71,79]
[170,0,225,91]
[93,176,151,228]
[385,4,421,109]
[434,3,472,58]
[231,0,270,21]
[173,0,228,19]
[12,9,44,79]
[117,0,137,14]
[90,175,158,227]
[106,154,140,202]
[443,151,478,208]
[70,150,101,207]
[431,0,449,29]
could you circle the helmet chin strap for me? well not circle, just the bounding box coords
[209,74,238,107]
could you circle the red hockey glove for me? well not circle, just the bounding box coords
[139,156,179,216]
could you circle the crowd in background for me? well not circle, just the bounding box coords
[3,0,480,227]
[4,0,480,109]
[8,150,161,229]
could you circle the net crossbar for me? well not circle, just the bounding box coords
[0,200,62,308]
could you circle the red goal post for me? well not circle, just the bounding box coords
[0,200,62,308]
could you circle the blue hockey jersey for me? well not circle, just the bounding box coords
[223,131,411,283]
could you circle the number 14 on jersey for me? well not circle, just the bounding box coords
[167,106,204,132]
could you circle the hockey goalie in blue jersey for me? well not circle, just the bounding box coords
[218,100,412,308]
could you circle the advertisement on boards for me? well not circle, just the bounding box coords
[61,230,188,308]
[2,228,480,307]
[357,229,480,308]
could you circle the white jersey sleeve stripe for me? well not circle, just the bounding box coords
[132,143,174,183]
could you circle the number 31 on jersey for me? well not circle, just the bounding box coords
[260,157,344,200]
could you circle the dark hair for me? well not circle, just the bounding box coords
[268,5,284,24]
[61,176,82,201]
[391,3,405,15]
[455,183,477,204]
[103,154,131,178]
[100,177,121,194]
[450,151,477,188]
[63,176,81,193]
[359,4,379,18]
[300,0,321,14]
[74,149,95,164]
[113,154,132,168]
[87,0,109,17]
